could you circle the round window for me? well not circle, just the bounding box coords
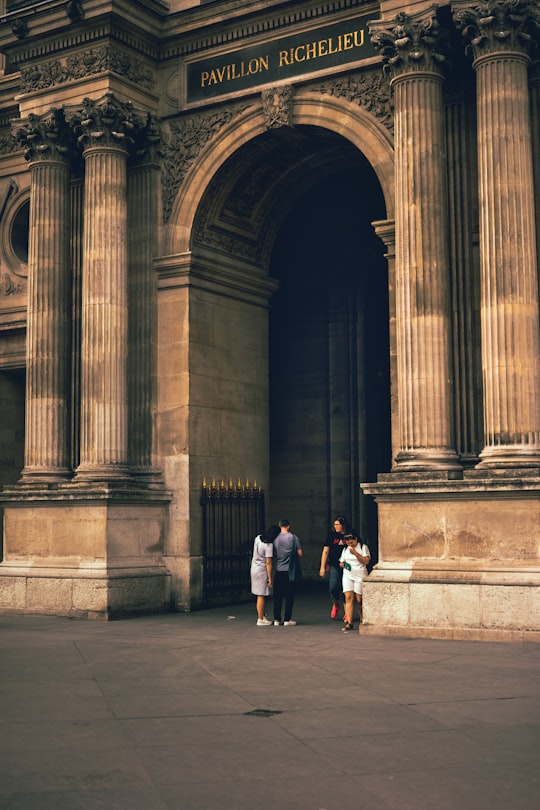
[10,199,29,264]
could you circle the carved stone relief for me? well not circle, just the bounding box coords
[369,10,451,79]
[261,86,293,129]
[453,0,540,59]
[19,44,155,94]
[0,126,23,157]
[0,273,26,297]
[160,101,254,223]
[307,69,394,134]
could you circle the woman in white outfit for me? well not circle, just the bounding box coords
[250,524,280,625]
[339,531,370,633]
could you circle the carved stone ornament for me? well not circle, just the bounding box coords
[65,93,143,152]
[11,108,75,163]
[0,273,26,297]
[20,45,155,95]
[309,70,394,134]
[452,0,540,59]
[261,86,293,129]
[129,113,162,166]
[66,1,84,22]
[369,9,451,79]
[160,101,253,223]
[11,18,28,40]
[0,127,24,157]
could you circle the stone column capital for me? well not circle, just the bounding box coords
[452,0,540,61]
[65,92,149,154]
[11,108,74,164]
[130,112,162,168]
[369,8,451,81]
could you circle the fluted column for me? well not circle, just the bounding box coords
[11,110,73,481]
[370,11,460,470]
[454,0,540,467]
[445,92,483,465]
[530,59,540,303]
[128,116,161,479]
[66,94,135,480]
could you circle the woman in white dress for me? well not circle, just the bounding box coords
[250,524,280,625]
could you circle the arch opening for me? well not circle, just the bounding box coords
[187,123,391,577]
[268,159,390,568]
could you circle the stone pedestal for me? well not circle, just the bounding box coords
[0,484,171,618]
[362,473,540,641]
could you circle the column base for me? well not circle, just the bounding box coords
[19,467,72,484]
[361,473,540,641]
[74,463,132,482]
[394,448,462,471]
[477,444,540,468]
[0,482,172,619]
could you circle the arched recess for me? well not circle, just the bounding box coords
[165,92,394,255]
[157,92,395,599]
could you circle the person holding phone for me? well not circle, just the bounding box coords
[339,531,370,633]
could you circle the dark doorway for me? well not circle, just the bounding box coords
[0,368,25,562]
[268,163,390,573]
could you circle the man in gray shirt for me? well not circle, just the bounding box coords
[272,519,302,626]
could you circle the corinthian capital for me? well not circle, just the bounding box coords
[369,8,451,79]
[452,0,540,59]
[11,108,74,163]
[65,92,144,153]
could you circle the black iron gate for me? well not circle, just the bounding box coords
[201,479,265,605]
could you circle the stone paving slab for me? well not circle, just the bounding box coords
[1,584,539,810]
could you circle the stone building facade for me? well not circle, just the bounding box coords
[0,0,538,639]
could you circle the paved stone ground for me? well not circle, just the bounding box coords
[1,583,539,810]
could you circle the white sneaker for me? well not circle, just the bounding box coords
[273,620,281,626]
[257,618,272,626]
[283,620,297,626]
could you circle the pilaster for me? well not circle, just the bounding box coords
[373,220,399,465]
[127,116,161,480]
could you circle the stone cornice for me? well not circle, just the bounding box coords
[161,0,378,60]
[452,0,540,60]
[369,7,451,80]
[3,1,377,67]
[7,21,162,69]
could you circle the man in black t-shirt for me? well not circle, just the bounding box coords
[319,516,349,620]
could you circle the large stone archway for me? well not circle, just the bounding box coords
[155,92,395,609]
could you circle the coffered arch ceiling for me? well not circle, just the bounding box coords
[191,124,384,271]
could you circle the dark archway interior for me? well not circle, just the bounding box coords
[192,124,391,571]
[269,160,390,566]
